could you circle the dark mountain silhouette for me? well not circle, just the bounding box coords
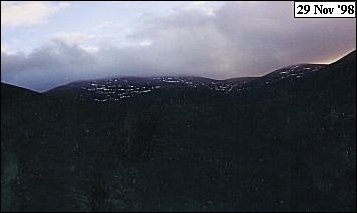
[1,50,355,212]
[2,83,40,103]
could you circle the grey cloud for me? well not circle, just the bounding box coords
[2,42,98,91]
[1,1,356,91]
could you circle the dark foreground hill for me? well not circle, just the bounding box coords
[1,51,356,212]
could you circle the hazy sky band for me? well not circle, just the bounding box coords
[1,1,356,91]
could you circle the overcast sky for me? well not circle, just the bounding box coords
[1,1,356,91]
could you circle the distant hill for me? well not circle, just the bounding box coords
[45,64,330,103]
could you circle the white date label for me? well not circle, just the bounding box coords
[294,2,356,18]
